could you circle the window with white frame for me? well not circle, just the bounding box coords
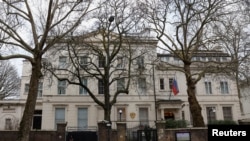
[58,80,66,95]
[139,107,149,126]
[79,78,88,95]
[138,78,146,94]
[204,81,212,94]
[206,107,216,123]
[117,78,125,91]
[220,81,229,94]
[160,78,165,90]
[78,108,88,128]
[55,108,65,129]
[169,78,173,90]
[137,56,144,69]
[160,56,169,62]
[24,83,29,93]
[222,107,233,120]
[37,82,43,97]
[98,79,104,94]
[98,55,106,68]
[79,56,88,68]
[5,118,12,130]
[116,56,124,69]
[58,56,67,69]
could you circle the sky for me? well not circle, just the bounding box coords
[0,0,97,77]
[10,59,23,77]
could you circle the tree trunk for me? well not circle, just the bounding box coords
[104,104,111,121]
[235,66,244,114]
[17,57,42,141]
[184,64,205,127]
[187,80,205,127]
[104,58,111,122]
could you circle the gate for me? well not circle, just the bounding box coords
[137,129,157,141]
[66,127,97,141]
[126,125,157,141]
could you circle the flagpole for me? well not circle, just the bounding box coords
[169,90,172,100]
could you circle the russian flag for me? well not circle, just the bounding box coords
[172,78,179,95]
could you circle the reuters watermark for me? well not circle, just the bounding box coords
[208,125,249,140]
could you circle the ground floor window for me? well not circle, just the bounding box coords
[32,110,42,130]
[5,118,12,130]
[222,107,233,120]
[78,108,88,129]
[139,107,148,126]
[55,108,65,129]
[206,107,216,123]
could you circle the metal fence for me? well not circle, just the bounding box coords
[111,120,157,141]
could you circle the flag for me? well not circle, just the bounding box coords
[172,78,179,95]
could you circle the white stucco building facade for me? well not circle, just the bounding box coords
[0,32,243,131]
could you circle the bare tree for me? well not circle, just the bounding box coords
[139,0,239,127]
[239,0,250,82]
[212,10,250,114]
[0,60,20,100]
[0,1,92,141]
[44,0,156,122]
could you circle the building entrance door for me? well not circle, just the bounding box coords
[164,111,175,120]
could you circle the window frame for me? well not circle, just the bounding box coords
[206,107,216,123]
[78,108,88,129]
[137,56,144,69]
[98,56,106,68]
[117,78,125,91]
[139,107,149,126]
[58,80,66,95]
[222,107,233,120]
[5,118,12,130]
[116,56,125,69]
[169,78,173,90]
[24,83,30,93]
[55,107,65,129]
[32,110,42,130]
[160,56,169,62]
[220,81,229,94]
[37,82,43,97]
[204,81,212,94]
[138,78,146,94]
[159,78,165,90]
[79,78,88,95]
[79,56,88,68]
[98,79,104,94]
[58,56,67,69]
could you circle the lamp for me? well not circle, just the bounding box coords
[119,109,122,121]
